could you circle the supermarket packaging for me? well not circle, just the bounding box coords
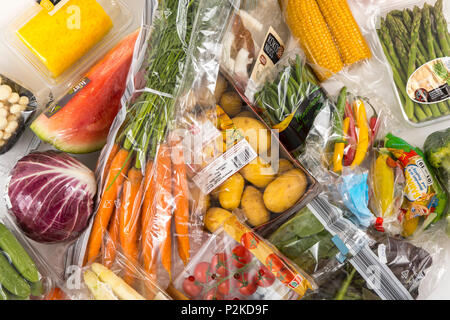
[179,212,316,300]
[374,0,450,127]
[28,29,140,154]
[0,74,38,155]
[67,0,240,293]
[0,217,57,300]
[4,0,133,85]
[63,251,171,300]
[244,51,332,156]
[219,0,291,93]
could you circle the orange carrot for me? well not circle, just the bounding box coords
[101,143,120,182]
[85,148,131,264]
[141,160,156,240]
[141,144,172,280]
[155,144,173,280]
[172,142,190,266]
[119,167,143,285]
[102,207,120,269]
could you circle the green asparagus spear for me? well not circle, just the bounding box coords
[378,35,409,104]
[379,19,407,82]
[414,104,428,122]
[394,37,409,72]
[434,0,449,56]
[402,9,413,32]
[405,6,422,121]
[423,4,436,59]
[388,14,428,61]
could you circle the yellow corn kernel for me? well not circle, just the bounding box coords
[284,0,344,81]
[316,0,372,65]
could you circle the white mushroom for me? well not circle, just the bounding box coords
[3,132,11,140]
[8,92,19,104]
[7,114,17,122]
[5,121,18,134]
[19,96,29,106]
[10,104,22,115]
[0,85,12,101]
[0,109,8,118]
[0,118,7,130]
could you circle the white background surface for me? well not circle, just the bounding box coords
[0,0,449,299]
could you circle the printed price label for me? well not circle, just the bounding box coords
[193,139,257,194]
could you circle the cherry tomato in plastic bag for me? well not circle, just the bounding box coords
[211,252,229,277]
[217,278,230,296]
[231,245,252,268]
[232,272,257,296]
[183,276,202,298]
[194,262,212,283]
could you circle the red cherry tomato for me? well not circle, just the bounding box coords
[204,288,223,300]
[240,232,260,250]
[276,267,295,285]
[232,272,257,296]
[182,276,202,298]
[217,278,230,296]
[253,265,275,287]
[265,253,284,273]
[194,262,212,283]
[211,252,229,277]
[231,245,252,268]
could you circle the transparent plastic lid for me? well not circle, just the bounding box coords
[4,0,133,86]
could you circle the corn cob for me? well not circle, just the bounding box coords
[316,0,371,65]
[284,0,344,81]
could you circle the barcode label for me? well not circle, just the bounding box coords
[231,148,251,169]
[193,139,257,194]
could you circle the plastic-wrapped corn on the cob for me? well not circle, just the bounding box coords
[316,0,371,65]
[284,0,344,81]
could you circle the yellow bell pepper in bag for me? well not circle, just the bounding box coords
[373,154,395,217]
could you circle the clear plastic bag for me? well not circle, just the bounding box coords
[64,251,170,300]
[220,0,291,92]
[190,212,316,299]
[280,0,372,82]
[0,218,56,300]
[68,0,241,295]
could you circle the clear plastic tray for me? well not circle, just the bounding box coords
[375,0,450,127]
[4,0,133,86]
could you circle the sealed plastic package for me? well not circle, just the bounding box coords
[5,0,133,85]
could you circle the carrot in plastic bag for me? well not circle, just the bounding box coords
[141,144,171,280]
[102,207,120,268]
[85,148,131,264]
[119,167,143,285]
[171,140,190,266]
